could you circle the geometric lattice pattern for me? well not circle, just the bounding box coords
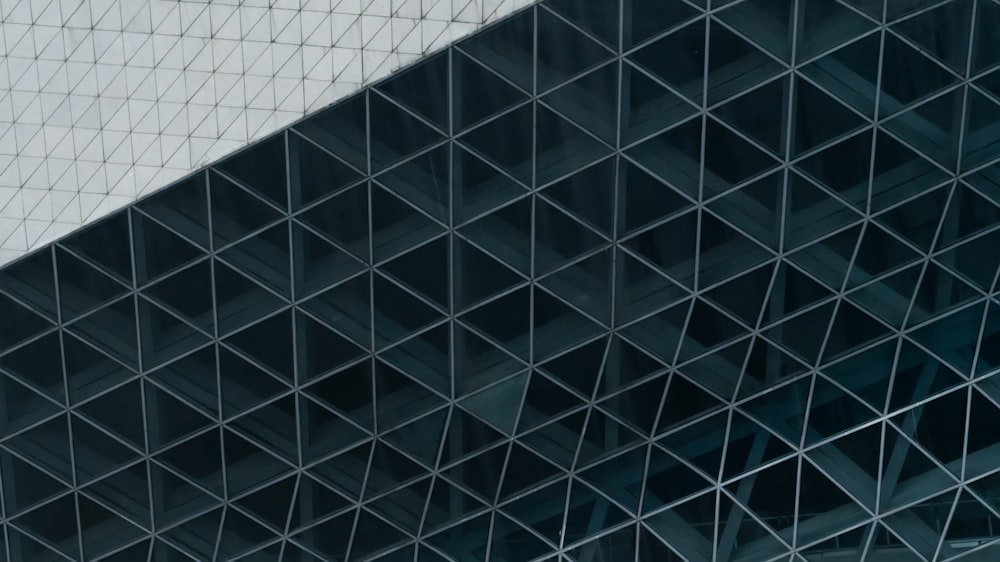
[0,0,533,264]
[3,0,1000,560]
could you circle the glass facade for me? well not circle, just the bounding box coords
[1,0,1000,560]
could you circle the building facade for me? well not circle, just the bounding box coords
[1,0,1000,560]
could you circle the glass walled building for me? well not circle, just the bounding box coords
[1,0,1000,560]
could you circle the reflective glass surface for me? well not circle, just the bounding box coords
[2,0,1000,560]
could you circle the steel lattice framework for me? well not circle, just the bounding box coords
[1,0,1000,560]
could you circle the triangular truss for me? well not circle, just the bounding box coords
[3,0,1000,560]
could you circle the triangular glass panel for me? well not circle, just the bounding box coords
[292,92,367,172]
[452,50,528,132]
[517,371,585,432]
[458,8,534,91]
[520,410,587,470]
[623,211,698,289]
[379,323,450,397]
[805,374,880,445]
[763,301,836,366]
[737,335,809,399]
[705,19,788,105]
[213,260,285,336]
[499,442,564,501]
[138,296,210,370]
[725,456,798,541]
[535,6,614,92]
[300,272,372,349]
[373,274,443,348]
[703,261,774,328]
[795,459,869,548]
[216,134,289,210]
[459,104,533,187]
[708,171,782,251]
[152,431,224,501]
[940,488,1000,558]
[616,249,690,325]
[717,0,795,62]
[794,131,873,210]
[883,488,957,560]
[369,91,445,173]
[459,286,531,360]
[540,157,615,237]
[298,395,370,463]
[546,0,621,49]
[657,410,728,478]
[442,443,509,503]
[80,465,151,540]
[209,170,284,249]
[302,360,375,428]
[622,61,698,146]
[223,310,295,383]
[295,309,365,383]
[625,117,702,199]
[564,480,632,545]
[741,375,811,444]
[658,373,725,434]
[453,321,526,396]
[713,76,788,158]
[540,250,613,325]
[577,408,645,466]
[158,506,221,560]
[0,448,69,516]
[78,494,145,560]
[502,477,570,545]
[598,374,668,435]
[370,183,445,263]
[677,299,747,362]
[870,130,951,211]
[215,509,279,560]
[0,247,57,321]
[535,199,607,276]
[538,336,607,398]
[807,421,882,511]
[56,247,129,321]
[10,493,80,559]
[846,264,922,329]
[67,296,139,371]
[382,407,448,468]
[144,380,214,451]
[880,422,957,510]
[892,0,971,75]
[910,302,987,377]
[489,512,552,561]
[702,117,781,197]
[643,445,713,513]
[291,220,364,299]
[822,301,892,362]
[786,223,863,290]
[882,87,964,171]
[907,262,983,327]
[972,0,1000,74]
[642,491,716,561]
[937,182,1000,251]
[792,77,868,157]
[628,20,707,104]
[77,380,144,451]
[975,302,1000,379]
[964,88,1000,170]
[680,337,752,401]
[459,372,528,435]
[63,332,136,405]
[541,62,618,145]
[223,429,293,497]
[375,51,449,133]
[596,355,670,413]
[288,509,354,560]
[134,173,210,250]
[298,181,370,263]
[218,222,291,298]
[624,0,701,49]
[375,359,446,431]
[698,211,774,287]
[3,414,73,485]
[800,32,881,118]
[367,478,430,536]
[379,236,448,311]
[0,331,64,403]
[72,414,141,484]
[964,386,1000,477]
[873,183,950,253]
[61,212,133,285]
[288,131,363,211]
[286,474,352,532]
[229,395,298,464]
[132,211,205,286]
[879,33,960,118]
[823,339,904,411]
[619,299,690,364]
[797,0,876,62]
[375,144,449,225]
[439,407,507,467]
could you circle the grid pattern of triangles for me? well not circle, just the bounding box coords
[3,0,1000,560]
[0,0,534,265]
